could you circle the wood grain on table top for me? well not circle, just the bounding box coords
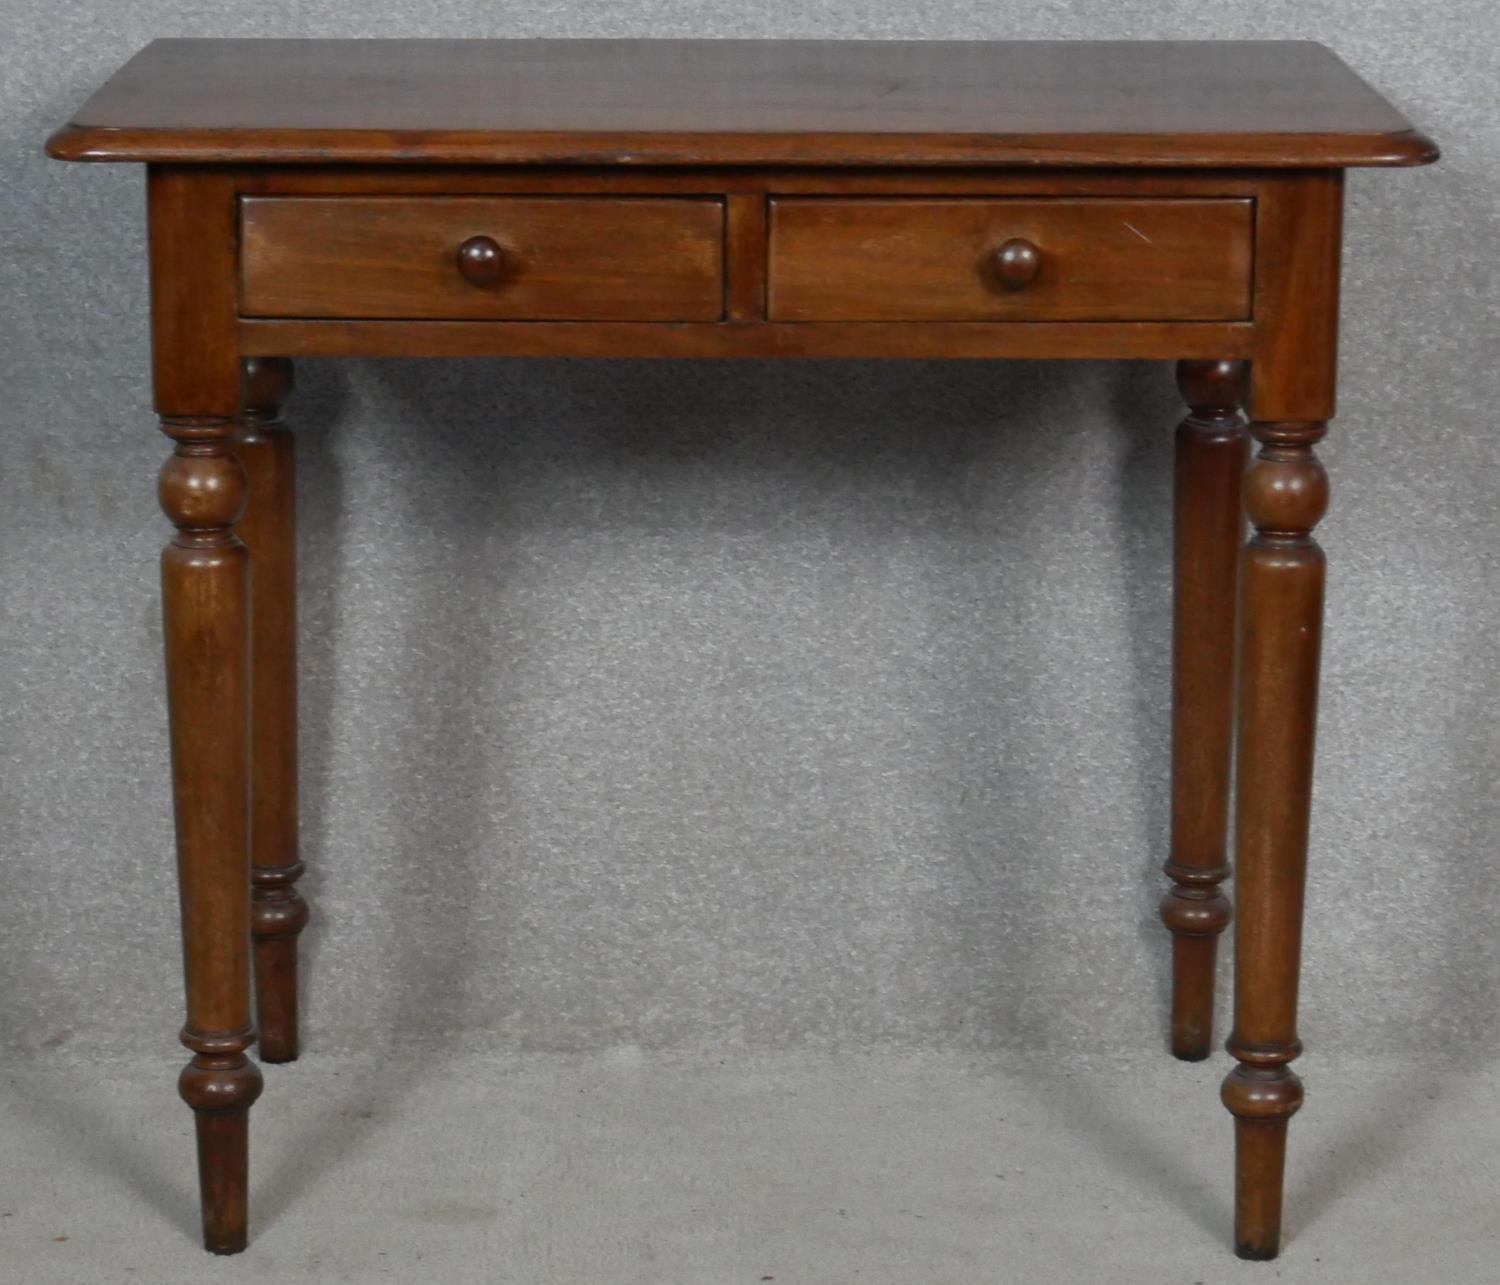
[46,38,1438,168]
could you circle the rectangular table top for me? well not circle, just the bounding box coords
[47,38,1435,169]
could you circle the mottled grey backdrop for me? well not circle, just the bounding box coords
[2,3,1495,1068]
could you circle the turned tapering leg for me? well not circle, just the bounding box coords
[1161,359,1247,1060]
[160,415,263,1254]
[233,357,308,1063]
[1221,420,1328,1259]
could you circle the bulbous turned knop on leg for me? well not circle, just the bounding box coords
[1222,419,1328,1260]
[1161,358,1246,1060]
[234,357,309,1064]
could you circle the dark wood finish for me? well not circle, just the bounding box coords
[1222,419,1328,1260]
[149,168,240,417]
[1220,171,1345,1260]
[45,39,1436,169]
[234,358,308,1064]
[148,165,262,1254]
[237,167,1270,198]
[159,410,261,1253]
[1248,173,1344,420]
[455,235,505,288]
[238,318,1256,361]
[724,194,769,321]
[240,197,725,321]
[47,38,1437,1262]
[160,414,261,1255]
[767,199,1253,322]
[1160,359,1246,1062]
[993,238,1042,291]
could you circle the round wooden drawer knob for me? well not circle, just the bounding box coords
[456,234,505,287]
[993,238,1042,290]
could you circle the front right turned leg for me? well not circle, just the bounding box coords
[160,413,263,1254]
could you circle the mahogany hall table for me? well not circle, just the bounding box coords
[46,37,1437,1260]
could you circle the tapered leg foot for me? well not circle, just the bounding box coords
[195,1113,251,1254]
[1161,359,1245,1061]
[180,1037,264,1254]
[1166,935,1221,1061]
[1232,1127,1288,1259]
[251,897,307,1064]
[1223,1065,1304,1259]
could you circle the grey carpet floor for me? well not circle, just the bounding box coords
[2,1050,1495,1284]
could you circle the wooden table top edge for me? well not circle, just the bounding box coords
[43,36,1439,169]
[43,123,1440,168]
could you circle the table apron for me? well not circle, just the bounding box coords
[236,318,1256,361]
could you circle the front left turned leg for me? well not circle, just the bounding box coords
[233,357,309,1063]
[1161,359,1247,1060]
[160,415,263,1253]
[1221,420,1328,1260]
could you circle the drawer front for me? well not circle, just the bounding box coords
[768,198,1253,322]
[240,197,726,321]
